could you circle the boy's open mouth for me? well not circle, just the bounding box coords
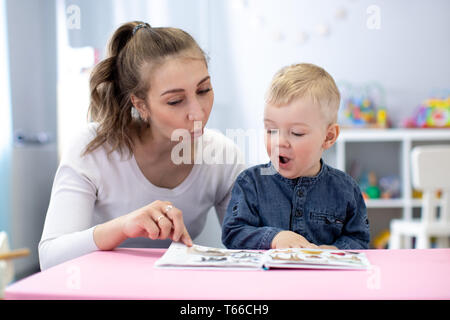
[279,156,290,164]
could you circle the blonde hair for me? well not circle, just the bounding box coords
[85,21,207,156]
[265,63,341,124]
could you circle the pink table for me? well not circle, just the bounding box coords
[4,248,450,300]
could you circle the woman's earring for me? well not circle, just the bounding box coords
[132,107,150,127]
[131,107,141,120]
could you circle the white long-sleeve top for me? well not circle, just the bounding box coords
[39,123,245,270]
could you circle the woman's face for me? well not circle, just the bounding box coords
[138,54,213,142]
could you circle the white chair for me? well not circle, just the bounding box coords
[390,145,450,249]
[0,231,15,298]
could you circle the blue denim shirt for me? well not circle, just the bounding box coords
[222,160,370,250]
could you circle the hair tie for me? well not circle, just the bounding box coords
[132,23,151,35]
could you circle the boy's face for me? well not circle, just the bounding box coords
[264,96,338,179]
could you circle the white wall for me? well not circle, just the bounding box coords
[207,0,450,132]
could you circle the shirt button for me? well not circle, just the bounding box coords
[297,190,303,197]
[295,210,303,217]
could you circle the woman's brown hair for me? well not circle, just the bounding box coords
[84,21,207,156]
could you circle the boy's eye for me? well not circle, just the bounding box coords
[266,129,279,134]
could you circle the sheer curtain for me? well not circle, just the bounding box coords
[0,0,12,232]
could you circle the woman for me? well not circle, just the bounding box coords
[39,21,245,270]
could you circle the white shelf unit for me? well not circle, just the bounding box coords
[325,129,450,220]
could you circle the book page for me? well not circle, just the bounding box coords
[155,243,371,270]
[154,242,264,269]
[264,248,371,269]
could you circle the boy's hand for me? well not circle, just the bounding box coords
[271,231,319,249]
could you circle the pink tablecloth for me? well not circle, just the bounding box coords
[4,248,450,299]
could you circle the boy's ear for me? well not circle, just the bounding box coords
[322,123,340,150]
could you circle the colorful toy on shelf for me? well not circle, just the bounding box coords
[403,94,450,128]
[412,188,423,199]
[338,81,390,128]
[358,171,401,201]
[365,172,381,199]
[372,230,390,249]
[412,188,442,199]
[357,171,370,199]
[379,175,401,199]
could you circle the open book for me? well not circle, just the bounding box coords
[154,242,371,270]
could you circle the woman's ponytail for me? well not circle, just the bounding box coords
[85,22,137,156]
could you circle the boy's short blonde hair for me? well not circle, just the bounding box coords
[265,63,341,124]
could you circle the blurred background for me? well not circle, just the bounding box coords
[1,0,449,280]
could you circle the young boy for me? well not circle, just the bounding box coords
[222,63,370,250]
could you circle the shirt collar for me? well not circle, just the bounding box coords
[267,158,327,187]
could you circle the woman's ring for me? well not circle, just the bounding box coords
[164,204,173,213]
[157,215,165,223]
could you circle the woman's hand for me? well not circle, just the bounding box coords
[271,231,319,249]
[121,200,192,245]
[94,200,192,250]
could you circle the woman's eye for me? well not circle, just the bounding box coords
[197,88,212,95]
[167,99,183,106]
[292,132,304,137]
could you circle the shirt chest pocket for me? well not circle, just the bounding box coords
[309,211,345,232]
